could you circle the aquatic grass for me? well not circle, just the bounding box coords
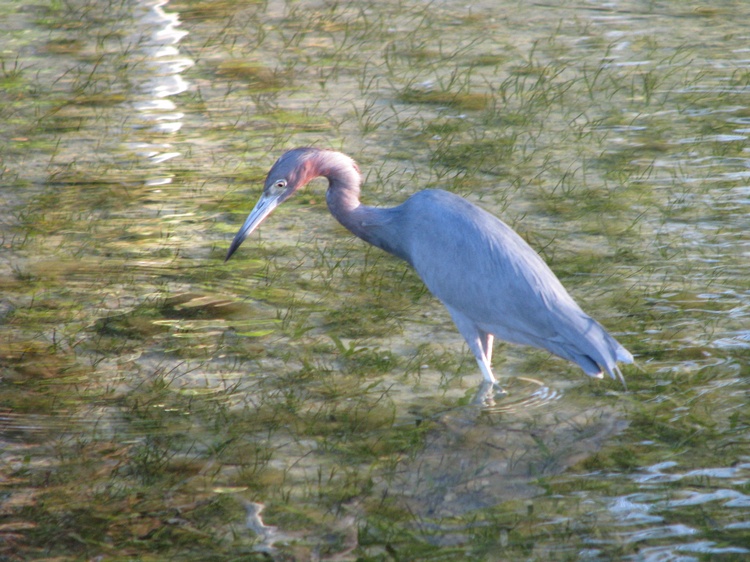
[351,97,398,136]
[573,357,749,482]
[1,0,749,559]
[215,60,289,114]
[533,172,637,222]
[176,0,268,22]
[0,54,30,95]
[432,135,517,177]
[397,87,490,112]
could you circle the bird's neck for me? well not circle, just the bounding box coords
[322,161,362,221]
[324,170,373,240]
[322,163,408,262]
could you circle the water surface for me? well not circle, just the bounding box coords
[1,0,748,559]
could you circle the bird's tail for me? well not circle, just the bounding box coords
[585,337,632,387]
[559,318,632,387]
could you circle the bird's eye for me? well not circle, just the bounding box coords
[273,179,287,189]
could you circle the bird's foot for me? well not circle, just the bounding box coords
[472,380,507,407]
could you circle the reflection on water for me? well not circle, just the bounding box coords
[385,395,626,520]
[123,0,192,186]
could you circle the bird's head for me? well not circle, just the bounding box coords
[225,148,326,261]
[225,148,361,261]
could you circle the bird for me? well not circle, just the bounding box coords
[225,147,633,390]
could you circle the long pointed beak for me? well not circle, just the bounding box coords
[225,191,282,261]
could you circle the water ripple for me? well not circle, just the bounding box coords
[479,376,562,413]
[609,459,750,559]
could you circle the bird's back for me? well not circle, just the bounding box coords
[396,189,631,378]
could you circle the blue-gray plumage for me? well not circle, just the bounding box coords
[226,147,633,388]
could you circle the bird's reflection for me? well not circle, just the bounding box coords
[380,376,624,521]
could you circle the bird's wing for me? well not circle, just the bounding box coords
[404,191,609,357]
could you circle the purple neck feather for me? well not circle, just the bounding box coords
[304,149,407,261]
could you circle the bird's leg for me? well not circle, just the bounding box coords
[474,356,497,385]
[444,306,505,394]
[474,332,496,385]
[472,380,499,407]
[480,332,494,365]
[477,330,507,397]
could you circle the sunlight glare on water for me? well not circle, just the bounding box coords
[123,0,193,184]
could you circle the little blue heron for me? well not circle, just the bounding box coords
[226,147,633,389]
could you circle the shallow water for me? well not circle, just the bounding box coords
[1,0,749,559]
